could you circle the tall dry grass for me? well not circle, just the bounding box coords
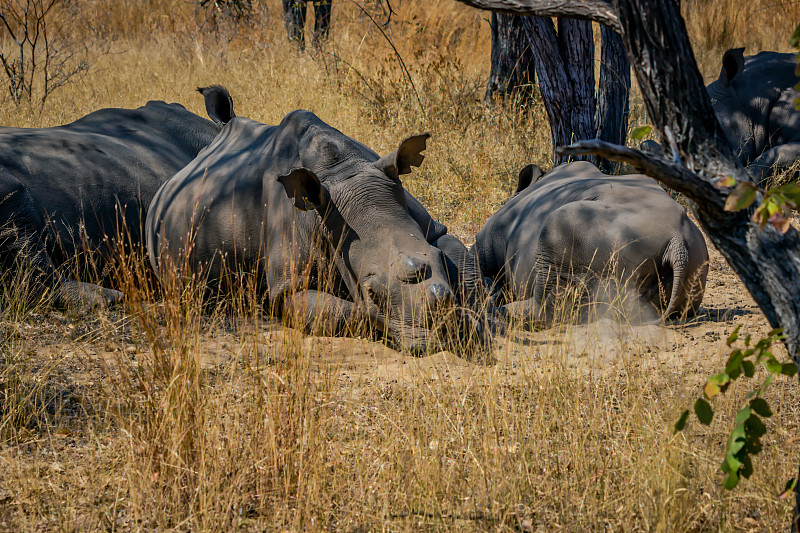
[1,0,799,531]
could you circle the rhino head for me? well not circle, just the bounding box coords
[278,133,456,353]
[706,47,765,164]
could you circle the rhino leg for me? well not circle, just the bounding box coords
[748,142,800,185]
[286,289,363,336]
[0,173,122,311]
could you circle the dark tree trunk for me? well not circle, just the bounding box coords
[521,16,597,166]
[595,25,631,172]
[282,0,332,49]
[515,17,629,169]
[485,12,536,103]
[312,0,333,44]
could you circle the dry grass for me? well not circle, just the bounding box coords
[1,0,800,531]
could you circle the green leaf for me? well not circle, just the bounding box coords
[724,182,758,212]
[781,362,798,377]
[735,406,752,426]
[674,409,690,433]
[705,373,729,399]
[725,350,745,375]
[745,414,767,439]
[726,325,741,346]
[779,478,797,499]
[745,437,763,456]
[728,423,747,455]
[723,471,741,490]
[630,125,652,140]
[695,398,714,425]
[791,23,800,48]
[749,398,772,417]
[742,360,756,377]
[740,454,755,479]
[768,328,784,337]
[764,357,783,374]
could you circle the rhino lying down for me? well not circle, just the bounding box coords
[473,161,709,325]
[0,87,235,309]
[146,110,483,353]
[642,48,800,186]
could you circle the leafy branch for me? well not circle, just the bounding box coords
[675,326,797,490]
[717,177,800,234]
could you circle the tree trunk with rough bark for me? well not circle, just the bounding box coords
[521,16,598,165]
[518,17,629,169]
[595,25,631,172]
[485,12,536,103]
[282,0,332,50]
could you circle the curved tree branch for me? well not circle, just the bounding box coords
[556,140,724,207]
[452,0,621,32]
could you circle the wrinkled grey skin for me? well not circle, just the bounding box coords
[0,86,235,309]
[147,110,479,353]
[642,49,800,185]
[473,161,709,325]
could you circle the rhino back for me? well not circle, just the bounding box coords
[477,161,693,295]
[0,101,220,257]
[147,117,280,275]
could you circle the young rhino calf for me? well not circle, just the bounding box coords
[146,110,479,354]
[473,161,709,325]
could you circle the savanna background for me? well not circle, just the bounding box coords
[1,0,800,530]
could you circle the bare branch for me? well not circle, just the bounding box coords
[556,139,725,207]
[451,0,621,32]
[0,0,94,105]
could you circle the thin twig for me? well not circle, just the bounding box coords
[556,139,725,207]
[348,0,425,114]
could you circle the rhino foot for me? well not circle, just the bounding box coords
[57,281,123,313]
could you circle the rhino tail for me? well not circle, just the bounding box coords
[662,235,689,318]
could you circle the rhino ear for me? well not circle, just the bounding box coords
[374,133,431,179]
[197,85,235,125]
[514,164,543,195]
[278,168,328,211]
[718,48,745,88]
[639,140,664,157]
